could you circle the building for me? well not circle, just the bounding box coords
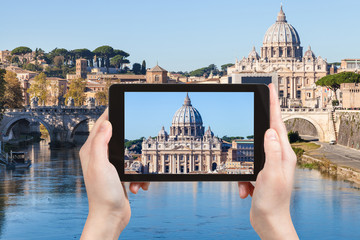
[146,64,168,83]
[0,50,11,63]
[226,6,328,108]
[76,58,88,79]
[141,93,225,174]
[225,139,254,174]
[340,83,360,109]
[338,59,360,73]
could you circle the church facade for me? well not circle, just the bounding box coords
[141,93,227,174]
[227,6,328,108]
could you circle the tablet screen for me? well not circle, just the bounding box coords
[124,92,254,175]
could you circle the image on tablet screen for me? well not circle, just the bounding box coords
[124,92,254,174]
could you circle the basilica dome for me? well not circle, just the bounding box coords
[263,6,300,45]
[172,93,203,126]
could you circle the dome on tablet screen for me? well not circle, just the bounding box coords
[171,93,203,126]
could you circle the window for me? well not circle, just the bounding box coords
[155,75,159,82]
[279,77,283,84]
[296,90,301,99]
[279,90,284,98]
[317,65,321,70]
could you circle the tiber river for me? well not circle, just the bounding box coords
[0,140,359,240]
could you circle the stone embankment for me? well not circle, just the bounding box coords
[299,154,360,185]
[336,111,360,150]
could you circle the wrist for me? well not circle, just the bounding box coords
[81,210,129,240]
[252,212,298,240]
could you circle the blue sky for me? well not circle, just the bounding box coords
[125,92,254,140]
[1,0,359,71]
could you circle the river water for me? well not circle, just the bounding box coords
[0,141,359,240]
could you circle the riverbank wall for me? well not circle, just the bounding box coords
[335,110,360,150]
[299,154,360,185]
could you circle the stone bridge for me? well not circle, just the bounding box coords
[0,106,106,146]
[281,108,337,142]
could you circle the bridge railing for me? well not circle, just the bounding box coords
[280,108,330,113]
[4,106,107,115]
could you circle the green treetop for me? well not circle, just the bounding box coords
[316,72,360,100]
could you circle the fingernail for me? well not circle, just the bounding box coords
[266,129,278,141]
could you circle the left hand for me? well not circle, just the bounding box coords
[80,108,149,240]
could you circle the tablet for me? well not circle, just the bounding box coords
[108,84,269,182]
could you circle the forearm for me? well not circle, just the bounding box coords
[81,212,126,240]
[253,213,299,240]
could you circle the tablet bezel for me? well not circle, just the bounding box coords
[109,84,269,182]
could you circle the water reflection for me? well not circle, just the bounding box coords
[0,141,359,239]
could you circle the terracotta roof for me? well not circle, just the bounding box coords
[148,65,167,72]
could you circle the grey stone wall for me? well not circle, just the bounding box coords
[284,118,318,137]
[337,112,360,150]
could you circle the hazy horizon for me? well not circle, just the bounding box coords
[1,0,359,72]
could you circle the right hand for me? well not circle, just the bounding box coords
[238,83,299,240]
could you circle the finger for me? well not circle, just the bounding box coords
[90,120,112,165]
[269,84,287,139]
[263,128,282,171]
[268,84,294,159]
[87,108,109,143]
[141,182,150,191]
[129,183,140,194]
[238,182,250,199]
[129,182,150,194]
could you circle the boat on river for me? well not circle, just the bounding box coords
[6,151,32,170]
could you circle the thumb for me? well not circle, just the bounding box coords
[263,128,282,172]
[91,120,112,163]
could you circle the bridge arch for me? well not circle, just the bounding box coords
[283,115,325,141]
[68,117,93,144]
[1,116,54,142]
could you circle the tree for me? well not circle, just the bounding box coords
[94,79,112,105]
[110,55,123,69]
[246,135,254,139]
[3,71,23,108]
[0,69,6,121]
[132,63,142,74]
[141,60,147,74]
[71,48,94,66]
[11,46,32,65]
[27,73,49,105]
[316,72,360,100]
[64,78,87,106]
[95,91,107,106]
[221,63,234,72]
[93,45,114,70]
[53,56,65,68]
[48,48,71,65]
[288,131,302,143]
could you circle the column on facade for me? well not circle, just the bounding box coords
[184,155,188,173]
[177,155,180,174]
[289,77,293,99]
[207,155,211,172]
[154,154,158,173]
[190,154,193,172]
[199,155,202,171]
[284,77,288,99]
[161,155,165,173]
[169,155,173,174]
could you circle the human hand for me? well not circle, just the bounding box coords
[238,84,299,240]
[80,108,149,240]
